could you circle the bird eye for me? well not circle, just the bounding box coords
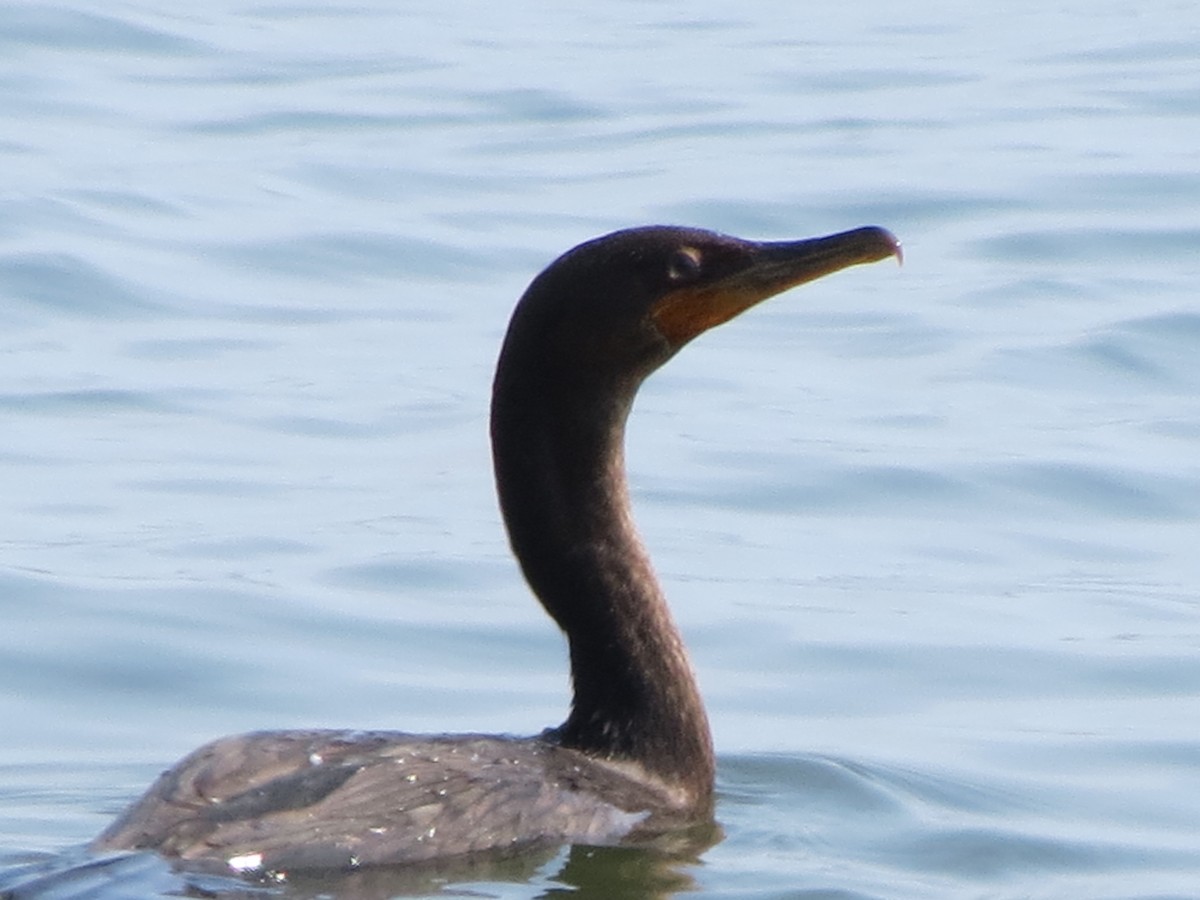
[666,247,703,282]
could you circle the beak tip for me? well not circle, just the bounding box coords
[870,226,903,266]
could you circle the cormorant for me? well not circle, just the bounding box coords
[92,224,900,875]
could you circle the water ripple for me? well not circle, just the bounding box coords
[0,254,163,321]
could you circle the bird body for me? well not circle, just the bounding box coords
[95,731,688,871]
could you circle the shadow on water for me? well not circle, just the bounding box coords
[0,826,717,900]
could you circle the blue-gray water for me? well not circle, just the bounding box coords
[2,1,1199,898]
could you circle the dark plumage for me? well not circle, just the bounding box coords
[92,224,900,875]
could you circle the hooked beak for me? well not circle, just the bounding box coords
[651,226,901,347]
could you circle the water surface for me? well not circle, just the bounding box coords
[2,1,1198,898]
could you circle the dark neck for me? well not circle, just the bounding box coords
[491,355,714,806]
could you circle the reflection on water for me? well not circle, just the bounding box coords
[0,840,714,900]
